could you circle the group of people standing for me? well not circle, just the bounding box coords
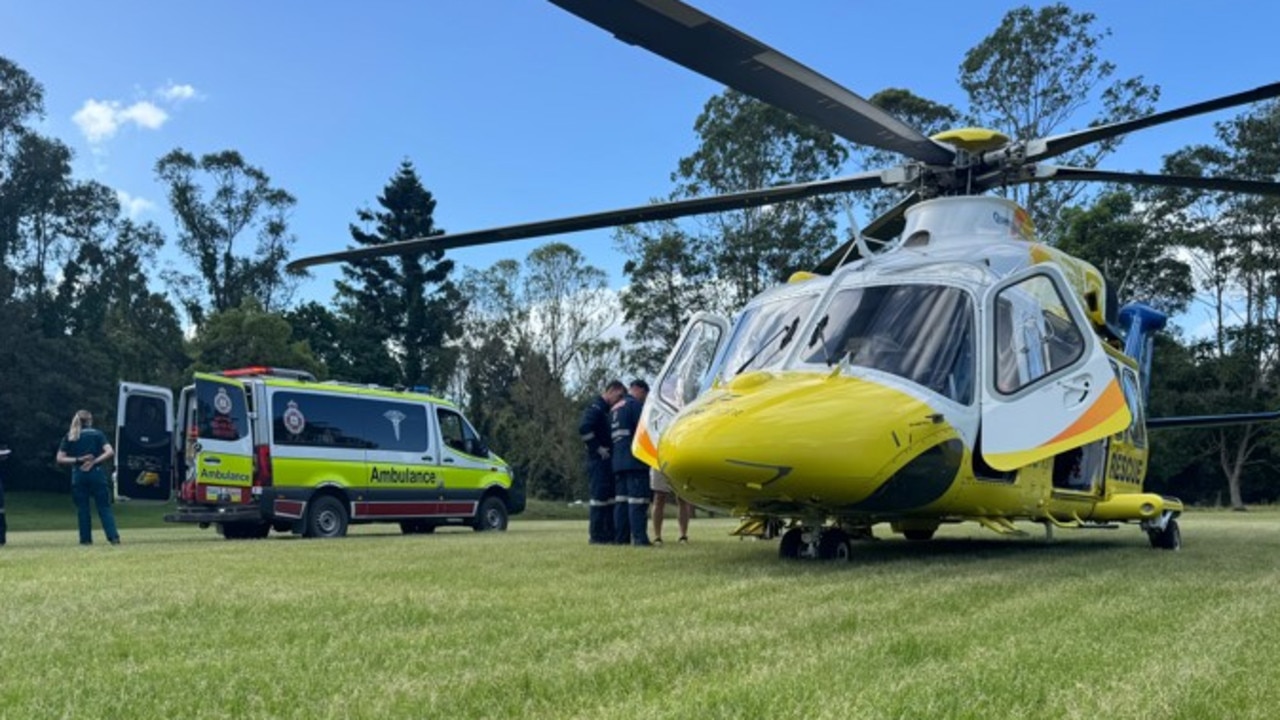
[0,409,121,548]
[580,379,692,546]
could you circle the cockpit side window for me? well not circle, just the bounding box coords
[717,295,818,382]
[993,274,1085,395]
[658,320,724,410]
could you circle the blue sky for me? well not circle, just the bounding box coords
[3,1,1278,312]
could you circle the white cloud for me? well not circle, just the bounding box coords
[120,100,166,128]
[73,99,168,143]
[116,189,155,219]
[158,82,198,102]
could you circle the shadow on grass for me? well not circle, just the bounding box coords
[700,531,1151,576]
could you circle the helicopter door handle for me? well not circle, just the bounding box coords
[1059,377,1092,406]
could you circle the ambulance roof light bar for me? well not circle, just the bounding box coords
[219,366,317,382]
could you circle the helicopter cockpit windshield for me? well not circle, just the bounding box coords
[802,284,975,404]
[718,294,819,382]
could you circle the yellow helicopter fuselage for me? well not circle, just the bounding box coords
[637,197,1182,541]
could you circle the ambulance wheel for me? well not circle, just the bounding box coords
[1147,518,1181,550]
[472,497,508,532]
[306,496,349,538]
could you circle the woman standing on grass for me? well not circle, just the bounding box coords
[55,410,120,546]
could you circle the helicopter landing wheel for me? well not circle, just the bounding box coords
[779,527,823,560]
[779,527,803,559]
[817,529,853,561]
[1147,517,1181,551]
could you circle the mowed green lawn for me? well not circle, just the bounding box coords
[2,504,1278,719]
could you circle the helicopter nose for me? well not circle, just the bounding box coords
[657,371,963,512]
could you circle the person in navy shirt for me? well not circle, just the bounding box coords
[56,410,120,545]
[610,380,652,546]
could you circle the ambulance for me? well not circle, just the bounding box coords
[115,367,524,538]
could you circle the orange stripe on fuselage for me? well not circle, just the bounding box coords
[636,424,659,464]
[1045,380,1125,447]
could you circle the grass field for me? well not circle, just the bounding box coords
[1,503,1278,719]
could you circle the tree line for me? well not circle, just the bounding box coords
[1,4,1278,507]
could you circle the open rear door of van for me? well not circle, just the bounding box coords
[116,383,174,501]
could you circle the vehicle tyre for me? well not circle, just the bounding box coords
[1148,518,1181,551]
[472,496,508,532]
[903,528,937,541]
[817,529,852,561]
[305,496,349,538]
[779,527,804,560]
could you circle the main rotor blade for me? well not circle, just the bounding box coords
[288,171,891,270]
[1025,81,1280,163]
[1030,165,1280,197]
[812,191,920,275]
[549,0,956,166]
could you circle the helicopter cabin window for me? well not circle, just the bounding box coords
[718,295,818,382]
[802,284,975,404]
[658,320,725,410]
[993,275,1085,395]
[1120,367,1147,449]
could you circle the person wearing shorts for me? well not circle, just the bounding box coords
[650,467,691,545]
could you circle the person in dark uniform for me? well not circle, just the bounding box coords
[580,380,625,544]
[56,410,120,545]
[611,379,652,546]
[0,443,10,546]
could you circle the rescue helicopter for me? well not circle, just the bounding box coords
[290,0,1280,560]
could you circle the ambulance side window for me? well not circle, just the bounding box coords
[437,408,484,456]
[272,392,428,451]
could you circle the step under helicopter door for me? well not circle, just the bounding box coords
[634,312,729,467]
[980,267,1130,471]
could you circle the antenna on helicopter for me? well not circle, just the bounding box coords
[833,202,863,269]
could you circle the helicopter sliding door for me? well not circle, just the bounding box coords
[633,312,729,467]
[980,267,1130,471]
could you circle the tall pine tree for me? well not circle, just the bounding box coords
[336,161,462,391]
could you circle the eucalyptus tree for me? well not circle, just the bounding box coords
[1057,190,1194,315]
[155,149,301,323]
[1144,99,1280,509]
[617,89,847,370]
[959,3,1159,241]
